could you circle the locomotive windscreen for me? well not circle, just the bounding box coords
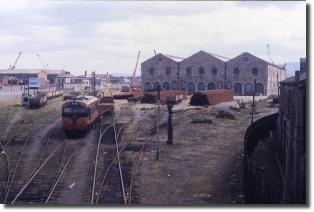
[62,106,90,117]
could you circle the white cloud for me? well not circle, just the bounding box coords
[0,1,306,75]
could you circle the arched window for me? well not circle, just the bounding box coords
[217,81,223,89]
[255,83,264,95]
[153,82,160,90]
[199,67,205,75]
[149,67,155,76]
[233,67,240,75]
[187,82,196,95]
[234,83,242,96]
[165,67,171,76]
[186,67,192,76]
[211,67,217,75]
[244,83,253,95]
[227,81,232,89]
[207,82,216,90]
[252,67,258,75]
[181,81,187,89]
[163,82,170,90]
[171,81,176,89]
[144,82,151,91]
[198,82,205,91]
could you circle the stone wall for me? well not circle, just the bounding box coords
[225,52,268,96]
[179,51,225,94]
[141,51,285,96]
[267,64,286,95]
[141,53,179,91]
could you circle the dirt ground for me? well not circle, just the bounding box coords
[127,98,278,205]
[0,94,278,205]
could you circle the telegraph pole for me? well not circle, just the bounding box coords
[93,71,96,96]
[167,103,173,145]
[156,85,161,160]
[251,79,256,124]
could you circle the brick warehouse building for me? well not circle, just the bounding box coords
[141,50,286,95]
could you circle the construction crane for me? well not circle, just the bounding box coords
[9,52,22,70]
[266,44,272,63]
[37,53,48,70]
[130,50,141,92]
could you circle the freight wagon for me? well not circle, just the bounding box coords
[28,92,48,108]
[46,89,63,99]
[141,90,187,104]
[98,92,114,116]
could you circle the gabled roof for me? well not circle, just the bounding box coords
[141,53,178,65]
[228,52,285,70]
[181,50,225,64]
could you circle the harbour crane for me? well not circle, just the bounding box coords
[37,53,48,70]
[130,50,141,92]
[9,52,22,70]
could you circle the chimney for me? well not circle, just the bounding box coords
[85,71,87,77]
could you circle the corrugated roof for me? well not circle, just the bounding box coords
[0,69,47,74]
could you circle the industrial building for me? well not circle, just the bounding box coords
[0,69,48,88]
[141,50,286,95]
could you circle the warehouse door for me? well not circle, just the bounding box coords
[188,82,195,95]
[207,82,216,90]
[153,82,160,90]
[144,82,151,91]
[163,82,170,90]
[234,83,242,96]
[244,83,253,95]
[198,82,205,91]
[254,83,264,95]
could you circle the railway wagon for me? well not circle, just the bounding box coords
[141,90,187,104]
[47,89,63,100]
[62,96,99,134]
[28,92,48,108]
[98,92,114,116]
[63,91,81,101]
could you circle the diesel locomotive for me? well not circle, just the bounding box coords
[62,96,99,134]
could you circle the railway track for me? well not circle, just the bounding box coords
[7,130,66,204]
[93,103,157,205]
[2,101,162,205]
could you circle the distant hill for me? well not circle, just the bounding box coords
[284,62,300,78]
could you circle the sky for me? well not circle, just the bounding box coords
[0,0,306,76]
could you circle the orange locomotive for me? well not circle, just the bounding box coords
[62,96,99,134]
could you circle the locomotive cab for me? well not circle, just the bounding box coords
[62,96,99,134]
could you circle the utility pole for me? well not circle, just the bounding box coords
[93,71,96,97]
[251,79,256,124]
[167,103,173,145]
[156,85,161,160]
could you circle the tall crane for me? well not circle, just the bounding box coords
[130,50,141,91]
[37,53,48,70]
[9,52,22,70]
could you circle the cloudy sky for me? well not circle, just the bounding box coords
[0,0,306,76]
